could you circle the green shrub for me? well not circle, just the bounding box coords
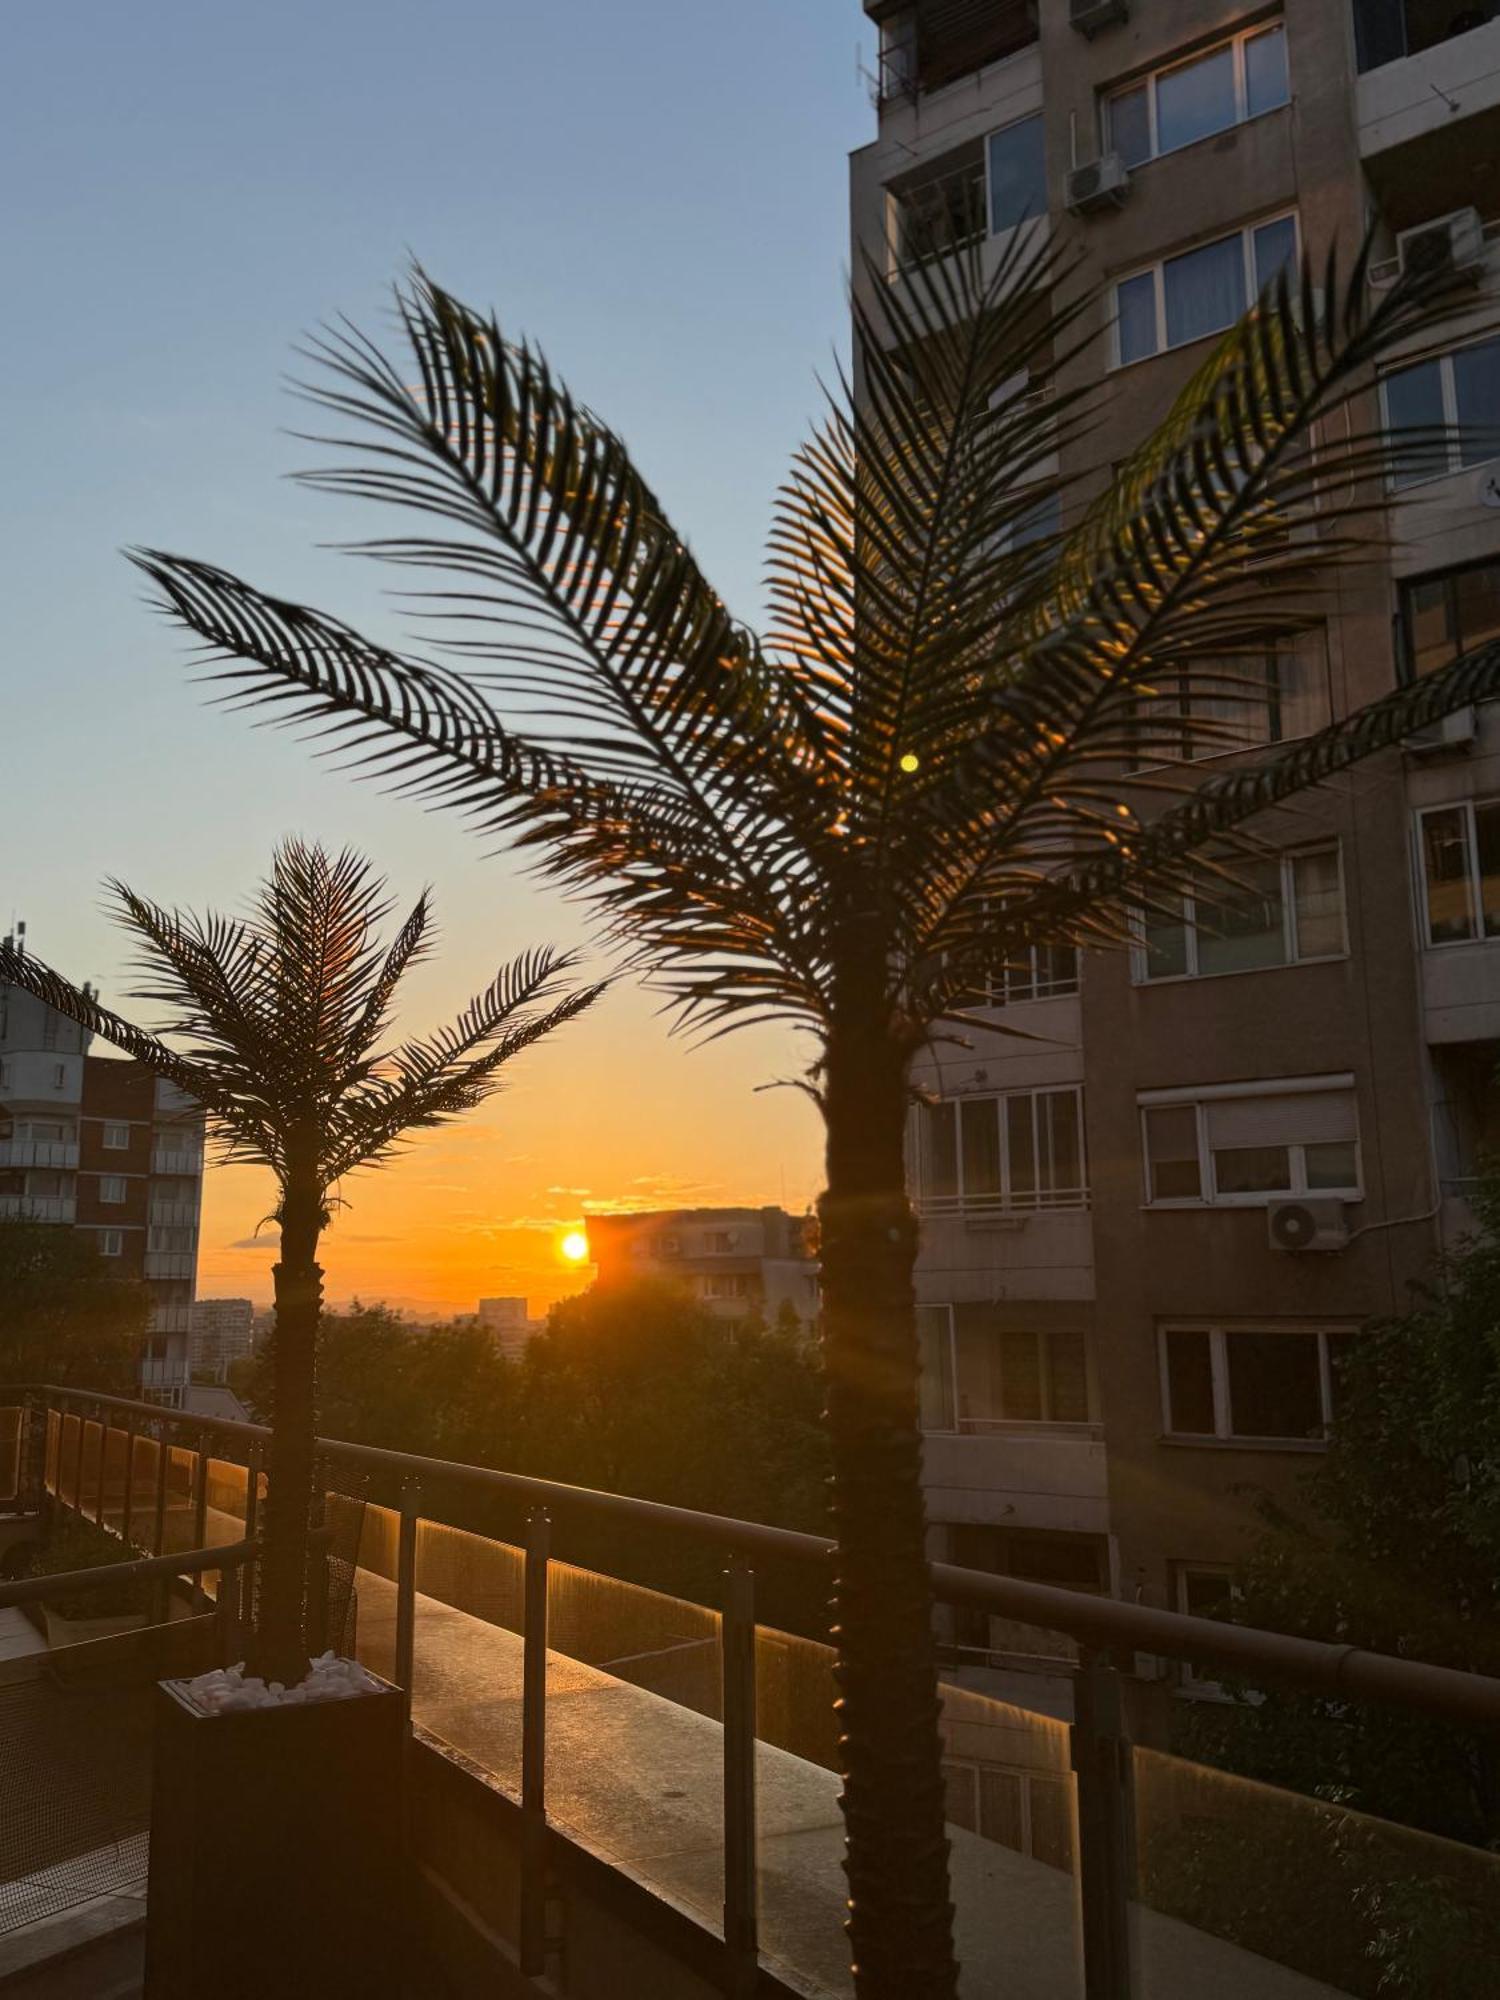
[27,1515,150,1621]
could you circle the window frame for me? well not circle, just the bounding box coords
[1158,1321,1347,1446]
[1111,209,1300,370]
[915,1084,1090,1216]
[886,110,1046,276]
[98,1229,125,1258]
[1381,332,1500,492]
[98,1175,127,1206]
[1398,553,1500,684]
[1104,21,1290,170]
[1414,796,1500,948]
[917,1305,1095,1432]
[1131,844,1348,984]
[1139,1075,1362,1209]
[102,1122,131,1151]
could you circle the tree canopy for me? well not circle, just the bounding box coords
[0,1218,150,1394]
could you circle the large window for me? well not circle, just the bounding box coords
[1417,799,1500,944]
[1383,336,1500,490]
[1127,643,1329,769]
[890,114,1045,271]
[918,1305,1092,1430]
[916,1087,1088,1214]
[949,935,1079,1007]
[1115,214,1297,367]
[1135,847,1346,982]
[1161,1323,1351,1443]
[1107,23,1289,169]
[1140,1079,1361,1205]
[1400,556,1500,681]
[1354,0,1500,75]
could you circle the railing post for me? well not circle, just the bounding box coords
[1071,1648,1136,2000]
[519,1507,551,1978]
[120,1419,138,1547]
[70,1404,86,1515]
[394,1480,420,1726]
[92,1410,109,1526]
[189,1438,210,1612]
[721,1560,759,1999]
[151,1425,170,1558]
[241,1444,261,1630]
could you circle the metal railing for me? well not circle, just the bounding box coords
[9,1383,1500,1999]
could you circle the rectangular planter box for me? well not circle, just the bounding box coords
[144,1670,405,1999]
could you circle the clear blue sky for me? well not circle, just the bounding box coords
[2,2,872,1311]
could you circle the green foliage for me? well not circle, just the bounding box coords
[1181,1182,1500,1850]
[26,1514,151,1620]
[0,1219,149,1393]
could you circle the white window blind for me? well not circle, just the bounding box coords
[1205,1091,1356,1150]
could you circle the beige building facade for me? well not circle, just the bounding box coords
[854,0,1500,1655]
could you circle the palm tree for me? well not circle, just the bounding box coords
[124,240,1500,1992]
[0,841,600,1684]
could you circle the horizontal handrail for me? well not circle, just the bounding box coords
[0,1537,257,1612]
[11,1384,1500,1729]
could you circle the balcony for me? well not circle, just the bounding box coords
[0,1139,78,1169]
[150,1149,201,1177]
[149,1199,198,1228]
[145,1250,196,1281]
[871,1,1038,106]
[922,1424,1108,1536]
[148,1303,193,1335]
[0,1195,77,1224]
[2,1387,1497,2000]
[1355,6,1500,215]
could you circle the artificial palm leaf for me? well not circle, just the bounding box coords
[0,840,601,1683]
[125,238,1500,1997]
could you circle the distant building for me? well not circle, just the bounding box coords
[1,949,206,1406]
[586,1207,819,1329]
[477,1295,544,1359]
[190,1298,255,1381]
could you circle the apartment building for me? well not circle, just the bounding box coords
[0,960,205,1403]
[854,0,1500,1649]
[586,1207,820,1328]
[189,1297,255,1381]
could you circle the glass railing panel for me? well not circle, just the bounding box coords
[54,1414,81,1509]
[157,1445,198,1553]
[1133,1744,1500,1996]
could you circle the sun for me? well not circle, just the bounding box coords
[559,1229,590,1266]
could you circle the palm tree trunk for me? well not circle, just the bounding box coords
[820,1010,958,1998]
[249,1149,324,1684]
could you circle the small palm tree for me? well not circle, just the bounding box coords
[0,841,600,1683]
[128,243,1500,1990]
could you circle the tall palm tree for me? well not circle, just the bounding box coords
[0,841,600,1683]
[125,240,1500,1992]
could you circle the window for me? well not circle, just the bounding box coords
[1115,214,1297,367]
[986,115,1046,234]
[1383,336,1500,490]
[1173,1563,1241,1690]
[1354,0,1500,75]
[1161,1323,1352,1443]
[951,936,1079,1007]
[916,1087,1088,1214]
[41,1013,59,1051]
[890,115,1045,272]
[98,1175,127,1205]
[1417,799,1500,944]
[103,1122,130,1150]
[98,1230,124,1258]
[704,1230,736,1252]
[51,1064,66,1091]
[1135,847,1346,982]
[1107,24,1289,169]
[1141,1080,1361,1205]
[1126,643,1329,769]
[702,1273,753,1300]
[1400,556,1500,681]
[918,1306,1092,1429]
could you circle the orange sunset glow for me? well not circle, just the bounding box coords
[193,989,821,1318]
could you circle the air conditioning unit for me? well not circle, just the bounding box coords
[1066,154,1130,218]
[1396,209,1485,286]
[1071,0,1129,35]
[1267,1199,1348,1254]
[1403,704,1478,756]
